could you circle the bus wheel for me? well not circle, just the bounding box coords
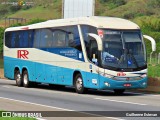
[74,74,86,94]
[15,70,22,87]
[114,89,125,95]
[22,70,30,88]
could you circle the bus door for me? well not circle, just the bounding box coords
[86,38,100,89]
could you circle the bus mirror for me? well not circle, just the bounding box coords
[93,54,95,59]
[143,35,156,52]
[88,33,102,51]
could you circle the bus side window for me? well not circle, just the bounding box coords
[52,29,69,47]
[80,25,98,60]
[22,31,29,48]
[33,29,41,48]
[14,32,20,48]
[5,32,12,48]
[56,31,66,47]
[68,26,82,51]
[28,30,34,48]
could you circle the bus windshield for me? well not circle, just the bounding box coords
[100,29,146,70]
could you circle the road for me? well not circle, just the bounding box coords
[0,79,160,120]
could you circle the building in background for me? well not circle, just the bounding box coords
[62,0,95,19]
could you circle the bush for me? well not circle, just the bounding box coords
[26,18,46,25]
[9,6,21,12]
[123,12,135,19]
[100,0,126,7]
[0,27,4,53]
[147,0,160,8]
[114,0,126,6]
[134,17,160,53]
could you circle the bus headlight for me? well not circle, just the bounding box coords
[141,74,147,78]
[142,82,146,86]
[105,82,110,87]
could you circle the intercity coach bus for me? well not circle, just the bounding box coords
[4,16,156,94]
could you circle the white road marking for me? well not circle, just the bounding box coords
[37,118,46,120]
[142,94,160,96]
[95,98,147,106]
[0,97,73,111]
[2,85,11,88]
[0,97,124,120]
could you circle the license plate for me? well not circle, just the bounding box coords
[124,83,131,87]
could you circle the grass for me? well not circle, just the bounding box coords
[0,0,62,25]
[148,64,160,77]
[0,59,3,68]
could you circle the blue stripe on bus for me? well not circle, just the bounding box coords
[4,56,147,90]
[39,48,85,62]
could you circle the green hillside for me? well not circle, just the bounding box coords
[0,0,160,53]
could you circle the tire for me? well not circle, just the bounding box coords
[114,89,125,95]
[74,74,86,94]
[15,70,22,87]
[22,70,30,88]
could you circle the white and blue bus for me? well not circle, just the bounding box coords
[4,16,156,94]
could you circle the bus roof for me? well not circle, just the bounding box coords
[5,16,140,32]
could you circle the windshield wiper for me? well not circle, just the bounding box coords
[127,50,139,68]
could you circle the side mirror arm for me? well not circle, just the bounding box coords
[143,35,156,52]
[88,33,102,51]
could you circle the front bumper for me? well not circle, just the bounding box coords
[99,76,148,90]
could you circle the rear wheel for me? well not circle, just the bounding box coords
[74,74,86,94]
[15,70,22,87]
[22,70,30,88]
[114,89,125,95]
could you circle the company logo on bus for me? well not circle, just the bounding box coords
[117,72,126,77]
[98,30,104,38]
[17,50,29,59]
[21,27,29,30]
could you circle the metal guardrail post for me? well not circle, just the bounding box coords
[150,52,153,64]
[158,53,160,64]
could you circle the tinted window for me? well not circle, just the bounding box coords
[5,26,81,50]
[5,32,12,48]
[5,30,34,48]
[81,25,97,59]
[39,26,82,51]
[33,29,41,48]
[67,26,81,51]
[40,29,53,48]
[53,30,68,47]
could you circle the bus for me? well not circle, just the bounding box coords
[4,16,156,94]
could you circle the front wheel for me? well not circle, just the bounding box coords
[74,74,86,94]
[114,89,125,95]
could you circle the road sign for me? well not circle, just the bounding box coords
[62,0,95,19]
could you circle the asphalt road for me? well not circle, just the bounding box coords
[0,79,160,120]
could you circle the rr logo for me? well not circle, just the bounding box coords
[117,72,126,77]
[17,50,29,59]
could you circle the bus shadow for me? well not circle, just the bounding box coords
[25,83,145,97]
